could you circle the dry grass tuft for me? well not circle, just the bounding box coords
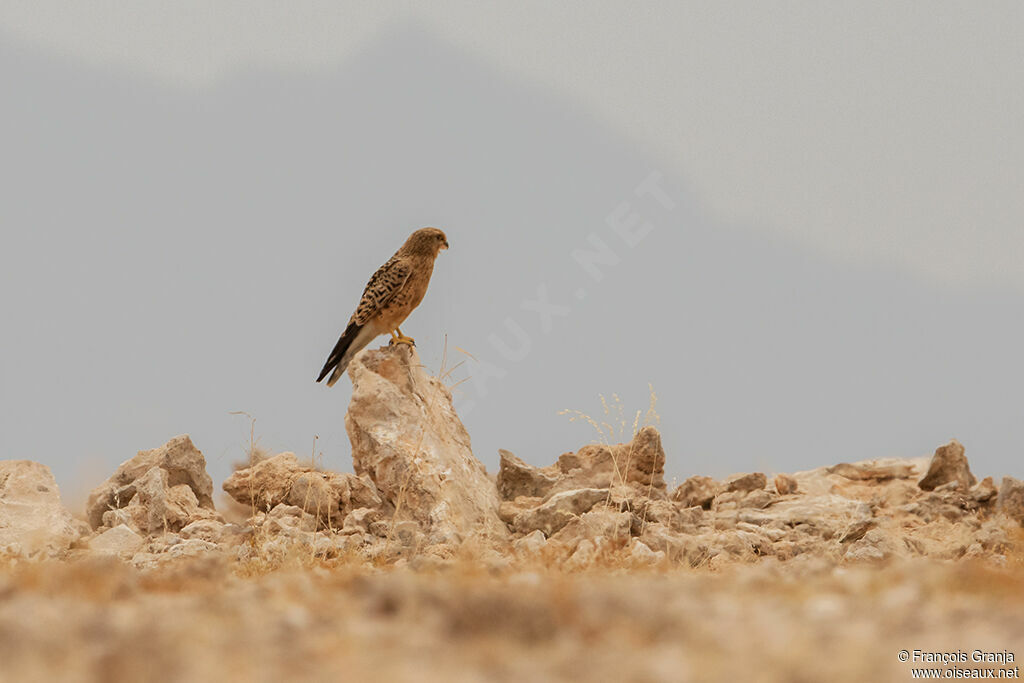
[559,384,660,447]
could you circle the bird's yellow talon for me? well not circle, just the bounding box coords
[389,328,416,347]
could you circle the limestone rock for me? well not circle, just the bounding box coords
[133,467,219,534]
[553,426,666,497]
[346,345,508,543]
[671,475,722,509]
[179,519,243,545]
[93,463,220,536]
[565,539,597,569]
[0,460,82,558]
[713,489,774,511]
[513,529,548,557]
[85,435,217,531]
[242,505,321,553]
[512,488,609,536]
[341,507,381,535]
[639,523,704,565]
[774,474,798,495]
[87,524,144,557]
[999,476,1024,526]
[970,477,998,506]
[640,499,700,532]
[286,471,341,516]
[496,450,558,500]
[223,452,301,512]
[391,520,425,549]
[498,496,542,526]
[726,472,767,493]
[223,453,383,530]
[627,538,664,565]
[918,440,976,491]
[551,508,632,550]
[828,461,917,481]
[838,519,875,544]
[165,538,221,560]
[757,494,873,540]
[494,425,670,545]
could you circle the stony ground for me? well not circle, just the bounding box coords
[4,345,1024,681]
[1,552,1023,683]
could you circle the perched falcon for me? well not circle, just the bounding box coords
[316,227,449,387]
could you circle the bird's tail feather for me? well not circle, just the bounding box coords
[317,322,378,386]
[317,321,360,384]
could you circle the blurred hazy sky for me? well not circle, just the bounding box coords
[2,2,1022,497]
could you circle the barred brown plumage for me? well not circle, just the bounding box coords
[317,227,448,387]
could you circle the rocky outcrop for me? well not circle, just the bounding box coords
[918,439,976,491]
[85,435,220,534]
[345,345,509,544]
[0,461,84,558]
[491,435,1016,568]
[67,357,1018,571]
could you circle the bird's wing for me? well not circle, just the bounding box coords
[350,254,412,325]
[316,255,412,384]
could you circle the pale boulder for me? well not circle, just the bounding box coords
[346,345,508,543]
[0,460,82,558]
[85,435,217,531]
[999,477,1024,526]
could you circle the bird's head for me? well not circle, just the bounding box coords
[405,227,449,256]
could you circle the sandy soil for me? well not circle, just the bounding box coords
[2,550,1023,683]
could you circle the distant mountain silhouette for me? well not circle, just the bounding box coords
[2,24,1022,492]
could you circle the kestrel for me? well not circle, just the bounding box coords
[316,227,449,386]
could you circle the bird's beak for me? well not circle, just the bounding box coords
[441,240,449,250]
